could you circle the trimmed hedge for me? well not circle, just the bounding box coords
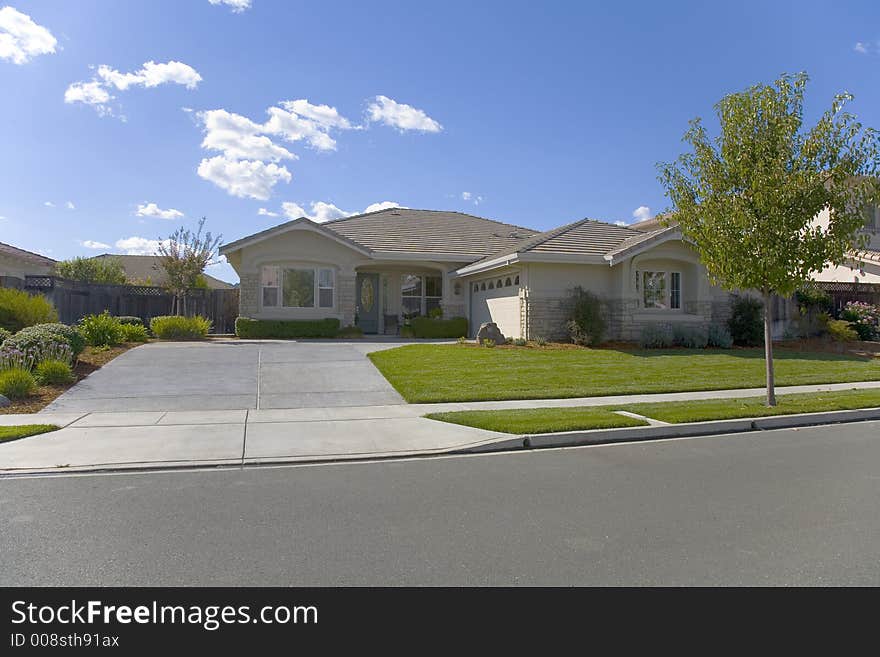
[235,317,341,339]
[116,316,144,326]
[410,316,468,339]
[151,315,211,340]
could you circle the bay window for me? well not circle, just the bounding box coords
[261,266,335,309]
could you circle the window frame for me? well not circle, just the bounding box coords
[260,265,336,310]
[638,269,683,311]
[400,273,443,317]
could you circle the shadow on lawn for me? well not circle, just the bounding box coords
[603,347,874,362]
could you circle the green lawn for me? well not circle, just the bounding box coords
[424,389,880,434]
[369,344,880,403]
[0,424,58,443]
[427,407,649,434]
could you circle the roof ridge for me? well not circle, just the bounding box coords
[322,207,539,234]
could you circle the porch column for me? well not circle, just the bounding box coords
[338,268,356,328]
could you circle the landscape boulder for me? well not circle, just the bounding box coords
[477,322,506,345]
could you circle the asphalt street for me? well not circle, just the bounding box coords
[2,421,879,586]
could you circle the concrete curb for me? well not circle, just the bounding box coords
[459,407,880,453]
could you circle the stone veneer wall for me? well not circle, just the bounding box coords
[523,294,735,342]
[338,271,356,327]
[441,302,466,319]
[239,271,260,317]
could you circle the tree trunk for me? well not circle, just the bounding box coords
[763,291,776,407]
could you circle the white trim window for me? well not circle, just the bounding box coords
[400,274,443,317]
[261,265,335,309]
[639,270,682,310]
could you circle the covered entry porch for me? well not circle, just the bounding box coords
[354,264,465,334]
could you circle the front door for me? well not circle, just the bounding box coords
[356,273,379,333]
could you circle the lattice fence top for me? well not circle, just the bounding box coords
[24,275,211,296]
[23,275,53,288]
[815,281,880,292]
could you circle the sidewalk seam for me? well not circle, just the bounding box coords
[240,409,249,468]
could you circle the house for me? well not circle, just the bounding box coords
[810,205,880,285]
[219,208,734,340]
[0,241,56,285]
[90,254,235,290]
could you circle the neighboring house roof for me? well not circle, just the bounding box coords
[220,208,538,260]
[92,254,235,289]
[814,261,880,284]
[0,241,56,267]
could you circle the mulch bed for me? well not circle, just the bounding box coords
[0,342,143,415]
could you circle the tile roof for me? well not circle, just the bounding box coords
[92,254,235,289]
[0,241,56,266]
[322,208,538,257]
[462,218,645,269]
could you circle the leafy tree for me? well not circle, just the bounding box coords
[56,256,127,284]
[659,73,880,405]
[157,217,222,315]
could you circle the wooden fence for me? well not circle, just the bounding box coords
[18,276,239,334]
[815,281,880,314]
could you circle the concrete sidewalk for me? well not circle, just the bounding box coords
[2,379,879,474]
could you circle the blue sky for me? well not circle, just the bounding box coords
[1,0,879,283]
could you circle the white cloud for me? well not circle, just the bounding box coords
[0,6,57,65]
[196,100,355,198]
[614,220,627,227]
[44,201,55,207]
[632,205,652,223]
[115,236,169,256]
[97,60,202,90]
[197,156,291,201]
[64,80,114,115]
[66,201,75,210]
[80,240,110,249]
[66,60,201,118]
[461,192,472,201]
[461,191,483,205]
[855,42,869,54]
[363,201,403,213]
[280,200,404,223]
[258,208,279,217]
[208,0,252,12]
[136,202,184,220]
[199,109,295,161]
[366,95,442,132]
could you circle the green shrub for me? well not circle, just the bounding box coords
[152,315,212,340]
[840,302,879,341]
[728,297,764,346]
[457,336,468,345]
[0,367,36,399]
[639,324,674,349]
[400,325,415,338]
[234,317,339,339]
[336,325,364,338]
[0,287,58,333]
[533,336,548,346]
[427,306,443,319]
[827,319,859,342]
[79,312,125,347]
[483,339,496,348]
[115,316,144,326]
[0,327,10,345]
[55,256,126,284]
[672,325,709,349]
[410,316,468,338]
[34,359,75,385]
[513,337,528,346]
[707,324,734,348]
[1,324,78,367]
[566,287,606,346]
[120,323,149,342]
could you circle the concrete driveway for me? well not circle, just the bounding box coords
[43,339,408,413]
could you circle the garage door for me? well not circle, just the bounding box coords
[470,274,521,338]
